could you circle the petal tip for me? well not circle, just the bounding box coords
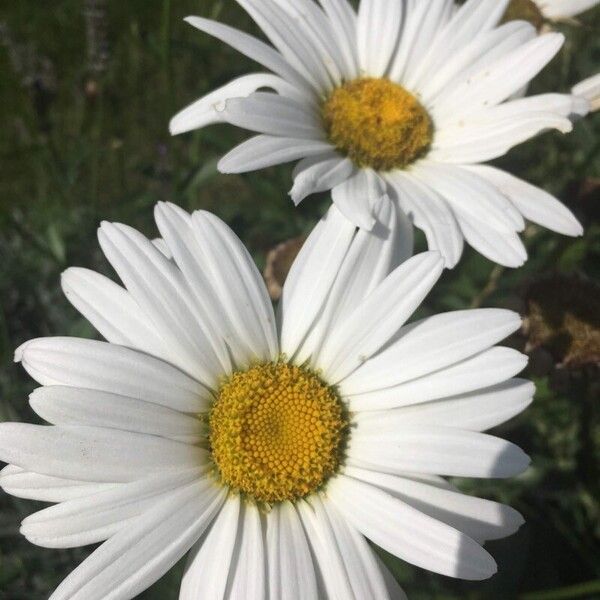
[515,509,526,529]
[168,116,185,136]
[502,445,531,478]
[14,341,29,363]
[508,311,524,332]
[481,557,499,581]
[568,220,585,237]
[519,451,532,474]
[457,544,498,581]
[289,184,309,207]
[216,156,232,173]
[59,269,72,288]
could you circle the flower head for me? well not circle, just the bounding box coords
[0,202,532,599]
[170,0,588,268]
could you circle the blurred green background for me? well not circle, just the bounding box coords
[0,1,598,598]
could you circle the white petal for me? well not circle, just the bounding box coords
[170,73,308,136]
[188,210,279,365]
[389,0,454,83]
[49,480,225,600]
[388,196,416,271]
[152,237,173,259]
[180,495,240,600]
[457,211,528,268]
[20,469,203,549]
[266,502,318,600]
[223,92,324,139]
[432,93,574,162]
[413,163,525,234]
[182,16,311,92]
[315,196,408,325]
[517,93,589,119]
[415,182,528,267]
[386,172,464,268]
[29,386,203,443]
[279,205,356,359]
[357,0,402,76]
[319,252,444,383]
[327,475,497,580]
[331,169,385,230]
[418,21,533,105]
[153,202,247,370]
[98,221,230,385]
[353,378,534,433]
[440,93,585,128]
[434,33,565,120]
[432,25,537,113]
[406,0,510,92]
[318,0,359,77]
[297,198,411,367]
[218,135,333,174]
[464,165,583,236]
[0,423,206,483]
[221,502,266,599]
[0,465,116,503]
[347,425,530,478]
[274,0,349,83]
[61,268,166,359]
[298,495,391,600]
[347,346,528,412]
[343,309,521,395]
[237,0,333,92]
[431,110,572,164]
[15,337,209,413]
[345,467,524,543]
[290,153,355,205]
[297,500,354,599]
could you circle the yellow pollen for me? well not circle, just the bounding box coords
[322,77,433,171]
[501,0,544,30]
[208,362,347,503]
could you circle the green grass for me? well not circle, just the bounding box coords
[0,2,599,598]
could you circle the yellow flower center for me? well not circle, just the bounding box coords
[208,362,347,503]
[501,0,544,30]
[322,77,433,171]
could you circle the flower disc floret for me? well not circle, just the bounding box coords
[322,77,433,171]
[209,362,347,503]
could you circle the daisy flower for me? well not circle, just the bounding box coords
[0,202,532,599]
[503,0,600,26]
[170,0,588,269]
[573,73,600,112]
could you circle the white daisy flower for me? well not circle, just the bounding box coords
[573,72,600,112]
[170,0,588,269]
[0,202,532,600]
